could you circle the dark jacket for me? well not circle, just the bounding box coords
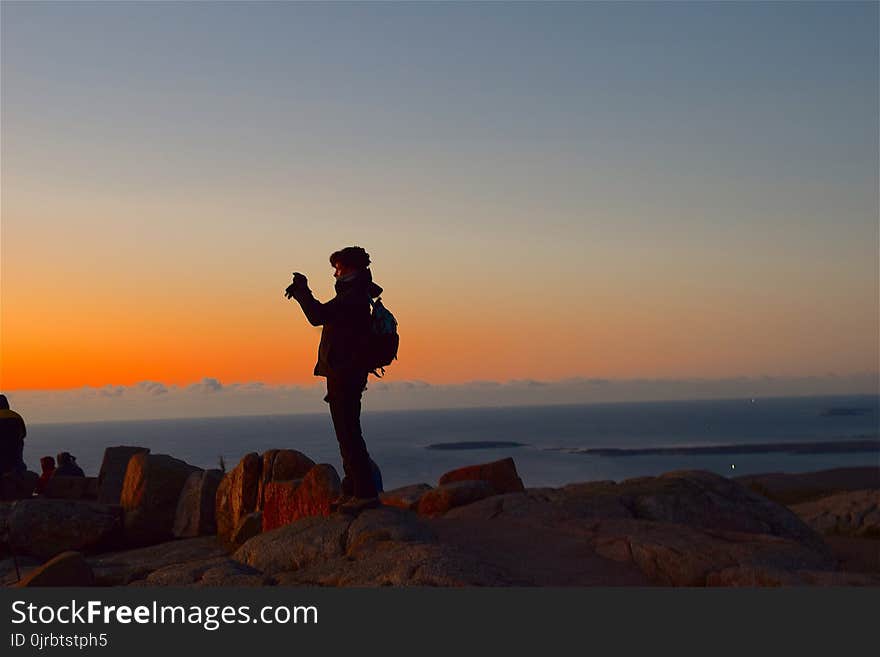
[0,409,27,475]
[292,268,383,377]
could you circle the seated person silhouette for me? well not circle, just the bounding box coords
[54,452,85,478]
[0,394,27,476]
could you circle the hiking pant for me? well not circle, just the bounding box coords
[324,370,377,499]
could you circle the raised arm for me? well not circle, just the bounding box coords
[291,287,344,327]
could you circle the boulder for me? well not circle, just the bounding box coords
[438,457,525,494]
[173,469,223,538]
[345,506,435,556]
[257,449,315,507]
[17,551,95,587]
[232,511,263,545]
[8,499,123,560]
[97,446,150,504]
[42,476,98,500]
[88,536,227,586]
[215,453,261,544]
[381,483,432,510]
[590,518,834,586]
[0,470,38,501]
[417,480,495,516]
[261,464,341,532]
[273,540,517,587]
[120,453,200,546]
[791,489,880,538]
[141,557,268,587]
[234,514,353,574]
[261,480,301,531]
[735,466,879,505]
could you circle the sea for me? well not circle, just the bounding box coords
[23,394,879,490]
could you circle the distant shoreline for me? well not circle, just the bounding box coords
[547,436,880,457]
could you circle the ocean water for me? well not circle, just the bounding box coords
[23,394,879,489]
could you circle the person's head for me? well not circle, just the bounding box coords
[329,246,370,279]
[57,452,75,466]
[0,394,8,410]
[40,456,55,472]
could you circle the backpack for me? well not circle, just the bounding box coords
[366,296,399,377]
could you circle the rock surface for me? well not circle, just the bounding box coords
[257,449,315,507]
[7,499,123,560]
[735,466,879,505]
[89,537,228,586]
[261,464,341,531]
[380,483,432,510]
[215,453,261,544]
[791,489,880,538]
[97,446,150,504]
[173,469,223,538]
[121,453,200,546]
[438,457,525,494]
[8,457,878,588]
[232,511,263,545]
[417,480,495,516]
[42,476,98,500]
[17,551,95,587]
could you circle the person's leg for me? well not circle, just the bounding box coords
[327,371,377,499]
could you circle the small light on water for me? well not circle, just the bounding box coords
[731,464,736,470]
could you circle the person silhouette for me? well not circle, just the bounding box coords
[285,246,383,513]
[0,394,27,476]
[34,456,56,494]
[54,452,85,477]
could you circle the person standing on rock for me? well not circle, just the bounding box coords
[0,394,27,475]
[284,246,383,513]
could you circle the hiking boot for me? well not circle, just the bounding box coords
[336,496,381,515]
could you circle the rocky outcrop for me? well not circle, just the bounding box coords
[42,476,98,500]
[138,557,268,587]
[89,537,228,586]
[173,469,223,538]
[17,551,95,587]
[791,489,880,538]
[215,453,261,544]
[261,464,341,532]
[438,457,525,494]
[232,512,263,545]
[121,453,200,546]
[735,466,879,505]
[7,499,123,560]
[9,452,875,588]
[381,483,432,510]
[234,514,353,574]
[257,449,315,507]
[417,480,495,516]
[97,446,150,504]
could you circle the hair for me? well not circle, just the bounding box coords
[57,452,74,465]
[0,394,8,410]
[40,456,55,469]
[329,246,371,270]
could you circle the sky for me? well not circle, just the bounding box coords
[1,2,878,421]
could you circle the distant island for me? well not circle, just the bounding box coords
[549,437,880,457]
[425,441,528,450]
[821,407,874,417]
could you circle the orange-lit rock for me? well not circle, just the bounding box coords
[257,449,315,508]
[261,464,341,531]
[438,457,524,494]
[417,480,495,516]
[121,454,199,546]
[215,453,261,544]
